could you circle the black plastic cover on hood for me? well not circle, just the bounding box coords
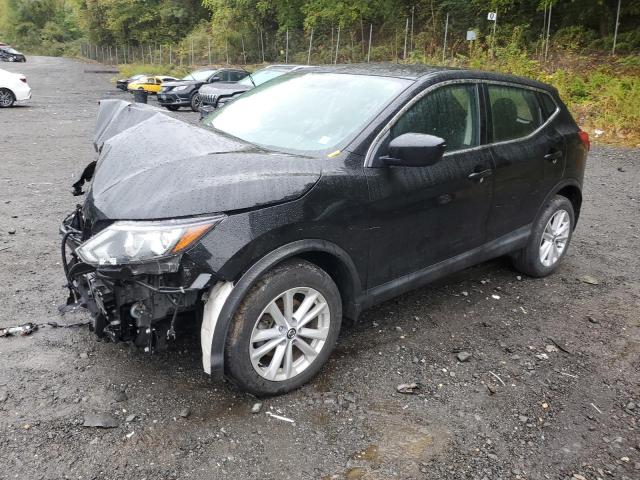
[85,100,321,222]
[198,81,251,97]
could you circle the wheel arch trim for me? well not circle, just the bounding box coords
[541,179,583,227]
[204,239,362,377]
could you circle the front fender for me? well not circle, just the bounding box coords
[202,239,362,378]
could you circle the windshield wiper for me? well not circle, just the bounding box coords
[239,66,255,87]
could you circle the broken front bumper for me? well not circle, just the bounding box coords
[60,208,212,352]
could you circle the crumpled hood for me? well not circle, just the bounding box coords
[85,100,321,222]
[199,82,251,96]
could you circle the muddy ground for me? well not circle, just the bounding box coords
[0,56,638,480]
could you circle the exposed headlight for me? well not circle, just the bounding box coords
[173,85,189,92]
[76,216,224,266]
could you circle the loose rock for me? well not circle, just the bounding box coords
[396,383,420,394]
[456,351,472,362]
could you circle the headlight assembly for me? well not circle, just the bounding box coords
[173,85,189,92]
[76,216,224,267]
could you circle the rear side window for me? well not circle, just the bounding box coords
[539,92,558,120]
[488,85,542,142]
[391,84,479,152]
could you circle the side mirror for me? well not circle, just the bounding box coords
[210,76,221,83]
[375,133,446,168]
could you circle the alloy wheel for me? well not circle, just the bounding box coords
[0,89,13,107]
[539,209,570,267]
[249,287,330,382]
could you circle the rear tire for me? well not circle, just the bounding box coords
[225,259,342,396]
[512,195,575,277]
[0,88,15,108]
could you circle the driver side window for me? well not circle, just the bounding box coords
[391,84,479,153]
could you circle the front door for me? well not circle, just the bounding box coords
[365,82,493,288]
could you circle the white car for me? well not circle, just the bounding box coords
[0,68,31,107]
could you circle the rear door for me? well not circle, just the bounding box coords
[484,83,564,239]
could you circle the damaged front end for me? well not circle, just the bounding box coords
[60,204,221,352]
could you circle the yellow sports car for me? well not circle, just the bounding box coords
[127,75,177,94]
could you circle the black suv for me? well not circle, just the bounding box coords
[157,68,247,111]
[61,64,588,396]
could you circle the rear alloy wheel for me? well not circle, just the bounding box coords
[0,88,15,108]
[190,93,202,112]
[225,259,342,396]
[512,194,575,277]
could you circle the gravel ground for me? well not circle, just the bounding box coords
[0,56,638,480]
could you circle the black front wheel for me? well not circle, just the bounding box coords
[190,93,202,112]
[225,259,342,396]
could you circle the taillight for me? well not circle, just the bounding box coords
[578,130,590,151]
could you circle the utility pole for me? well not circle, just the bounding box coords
[443,13,449,62]
[612,0,621,55]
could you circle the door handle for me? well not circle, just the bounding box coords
[544,150,563,163]
[468,169,493,182]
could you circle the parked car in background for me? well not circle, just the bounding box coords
[198,64,308,114]
[116,73,147,91]
[0,46,26,62]
[157,68,248,112]
[0,68,31,107]
[61,64,588,396]
[127,75,177,94]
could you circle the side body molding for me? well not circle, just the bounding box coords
[202,239,362,377]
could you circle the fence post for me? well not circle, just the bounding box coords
[241,35,247,64]
[334,25,341,64]
[225,39,229,64]
[208,38,211,65]
[491,10,498,58]
[367,24,372,62]
[190,38,194,66]
[259,28,265,63]
[403,17,409,60]
[141,45,144,64]
[612,0,621,55]
[307,28,314,65]
[410,5,415,52]
[443,12,449,62]
[544,3,552,61]
[285,29,289,63]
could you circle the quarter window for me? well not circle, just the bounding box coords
[391,84,479,153]
[488,85,542,142]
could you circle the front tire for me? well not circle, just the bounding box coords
[0,88,15,108]
[190,93,202,112]
[512,195,575,277]
[225,259,342,396]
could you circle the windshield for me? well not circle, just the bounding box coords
[182,70,216,82]
[203,72,409,153]
[238,69,288,87]
[2,47,19,54]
